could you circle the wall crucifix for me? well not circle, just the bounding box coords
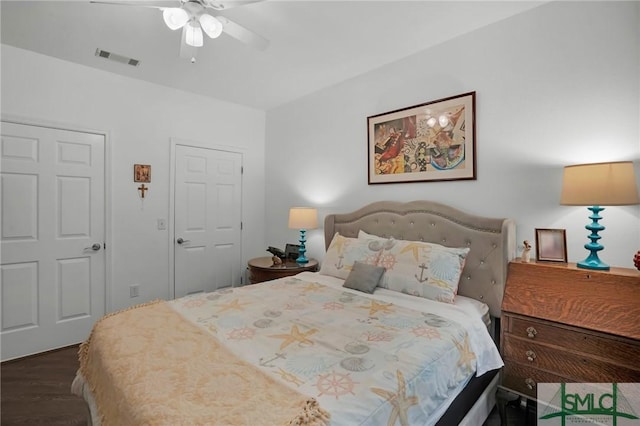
[138,184,148,198]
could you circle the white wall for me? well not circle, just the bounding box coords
[266,1,640,269]
[1,44,267,311]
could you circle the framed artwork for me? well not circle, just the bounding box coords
[134,164,151,183]
[367,91,476,184]
[535,228,568,263]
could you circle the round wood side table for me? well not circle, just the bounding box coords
[247,257,318,284]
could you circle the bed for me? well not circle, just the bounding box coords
[72,200,516,425]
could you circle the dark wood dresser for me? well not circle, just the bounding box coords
[501,261,640,398]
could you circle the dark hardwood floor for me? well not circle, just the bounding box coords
[0,344,523,425]
[1,345,87,426]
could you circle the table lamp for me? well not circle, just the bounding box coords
[560,161,640,270]
[288,207,318,264]
[289,207,318,263]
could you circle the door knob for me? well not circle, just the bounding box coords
[177,238,190,245]
[84,243,101,251]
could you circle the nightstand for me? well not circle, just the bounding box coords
[247,257,319,284]
[497,261,640,423]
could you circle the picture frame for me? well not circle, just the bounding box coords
[284,243,300,261]
[535,228,568,263]
[134,164,151,183]
[367,91,476,184]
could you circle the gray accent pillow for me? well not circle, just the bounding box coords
[342,261,386,294]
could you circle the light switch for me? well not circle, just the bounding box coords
[157,218,167,230]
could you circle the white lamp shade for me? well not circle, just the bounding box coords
[199,14,223,38]
[288,208,318,230]
[185,22,204,47]
[560,161,640,206]
[163,8,189,30]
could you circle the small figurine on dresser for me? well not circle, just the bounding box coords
[521,240,532,263]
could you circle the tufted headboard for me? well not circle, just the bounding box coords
[324,200,516,318]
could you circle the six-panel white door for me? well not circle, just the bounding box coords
[1,122,105,361]
[174,145,242,298]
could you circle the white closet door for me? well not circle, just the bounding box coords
[1,122,105,360]
[174,145,242,298]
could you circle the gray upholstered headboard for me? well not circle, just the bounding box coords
[324,200,516,318]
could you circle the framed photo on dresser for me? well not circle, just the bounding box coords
[535,228,567,262]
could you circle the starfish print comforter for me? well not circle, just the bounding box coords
[168,272,503,425]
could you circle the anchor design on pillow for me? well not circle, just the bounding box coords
[415,263,429,283]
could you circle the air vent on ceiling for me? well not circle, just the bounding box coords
[95,48,140,67]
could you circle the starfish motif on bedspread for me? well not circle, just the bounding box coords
[215,298,250,314]
[453,334,476,372]
[269,325,318,350]
[301,282,324,293]
[370,370,418,426]
[359,300,395,316]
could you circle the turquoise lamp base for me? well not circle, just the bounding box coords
[577,258,610,271]
[296,229,309,264]
[576,205,610,271]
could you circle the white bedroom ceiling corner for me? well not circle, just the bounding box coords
[0,1,549,110]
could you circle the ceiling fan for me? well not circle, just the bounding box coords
[91,0,269,61]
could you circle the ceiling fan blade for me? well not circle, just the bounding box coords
[217,16,269,50]
[202,0,264,11]
[89,1,177,10]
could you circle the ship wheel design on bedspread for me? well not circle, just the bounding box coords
[315,371,358,400]
[410,325,441,339]
[322,301,344,311]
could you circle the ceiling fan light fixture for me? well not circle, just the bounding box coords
[163,8,189,30]
[185,22,204,47]
[199,14,223,39]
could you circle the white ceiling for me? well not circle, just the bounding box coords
[1,1,545,110]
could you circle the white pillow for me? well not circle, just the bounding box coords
[319,233,384,280]
[358,230,396,250]
[376,238,469,304]
[357,230,386,240]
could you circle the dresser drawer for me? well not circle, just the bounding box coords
[503,334,640,382]
[502,363,569,399]
[504,314,640,369]
[503,262,640,340]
